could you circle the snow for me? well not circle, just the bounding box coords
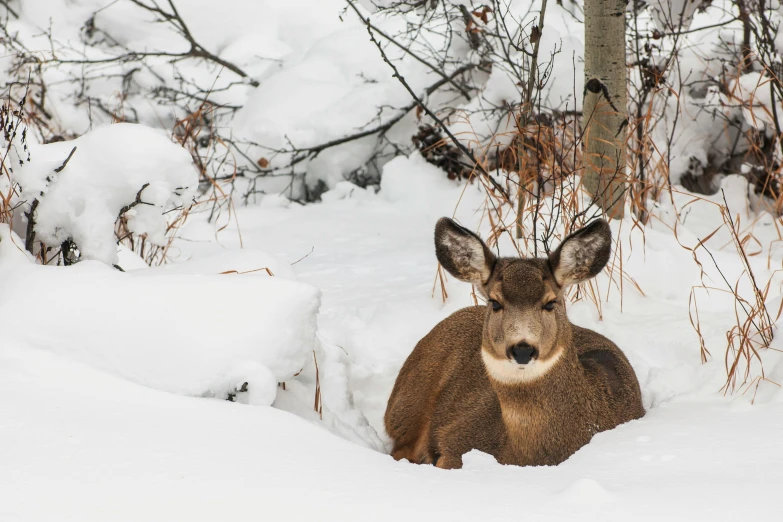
[647,0,701,32]
[4,118,783,522]
[3,0,595,196]
[0,226,320,405]
[229,2,465,190]
[379,152,468,207]
[447,2,586,153]
[13,123,197,266]
[4,166,783,519]
[2,0,767,196]
[731,72,782,133]
[3,0,783,520]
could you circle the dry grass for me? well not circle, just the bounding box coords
[436,78,783,398]
[444,109,639,317]
[276,351,323,419]
[714,201,781,398]
[116,99,245,266]
[313,350,323,420]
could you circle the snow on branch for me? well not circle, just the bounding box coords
[13,123,197,266]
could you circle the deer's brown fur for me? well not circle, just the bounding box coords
[385,218,644,469]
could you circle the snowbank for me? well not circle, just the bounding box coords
[731,72,783,134]
[380,152,467,206]
[0,227,320,406]
[4,335,783,522]
[4,2,783,520]
[4,0,771,200]
[5,157,783,520]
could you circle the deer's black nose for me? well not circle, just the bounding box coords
[508,343,538,365]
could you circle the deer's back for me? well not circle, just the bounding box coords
[573,325,645,429]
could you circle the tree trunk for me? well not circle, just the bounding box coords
[583,0,627,219]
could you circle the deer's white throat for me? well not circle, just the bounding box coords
[481,347,563,384]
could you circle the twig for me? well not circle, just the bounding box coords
[291,246,315,266]
[54,146,77,173]
[118,182,152,217]
[1,0,19,19]
[56,0,260,87]
[349,3,473,101]
[24,199,38,253]
[294,63,477,157]
[24,146,78,254]
[349,0,509,200]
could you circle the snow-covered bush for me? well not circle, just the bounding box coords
[10,123,197,266]
[0,0,780,207]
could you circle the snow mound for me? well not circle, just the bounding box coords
[380,153,463,205]
[0,227,320,405]
[647,0,701,33]
[559,477,614,506]
[462,449,500,470]
[731,72,782,133]
[16,123,197,266]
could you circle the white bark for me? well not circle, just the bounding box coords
[583,0,627,218]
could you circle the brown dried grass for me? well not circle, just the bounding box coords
[439,90,783,398]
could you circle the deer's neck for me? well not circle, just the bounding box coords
[488,349,588,462]
[490,352,576,409]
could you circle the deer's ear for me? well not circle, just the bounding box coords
[549,219,611,287]
[435,218,496,285]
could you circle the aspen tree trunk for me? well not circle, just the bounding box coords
[583,0,627,219]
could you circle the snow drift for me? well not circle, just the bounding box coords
[0,227,320,406]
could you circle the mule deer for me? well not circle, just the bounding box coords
[385,218,644,469]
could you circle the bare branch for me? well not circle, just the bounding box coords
[348,0,509,200]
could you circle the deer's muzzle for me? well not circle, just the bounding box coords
[508,343,538,365]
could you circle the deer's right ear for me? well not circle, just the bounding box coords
[435,218,496,286]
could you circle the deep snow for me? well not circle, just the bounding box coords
[4,154,783,521]
[3,0,783,520]
[4,337,783,522]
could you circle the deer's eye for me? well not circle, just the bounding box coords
[543,300,557,311]
[488,299,502,312]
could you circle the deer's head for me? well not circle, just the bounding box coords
[435,218,612,384]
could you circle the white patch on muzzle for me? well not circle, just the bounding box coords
[481,347,563,384]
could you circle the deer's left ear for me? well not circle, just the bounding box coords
[548,219,611,287]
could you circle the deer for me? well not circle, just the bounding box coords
[384,217,644,469]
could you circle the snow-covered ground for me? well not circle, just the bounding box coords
[4,155,783,521]
[3,0,783,520]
